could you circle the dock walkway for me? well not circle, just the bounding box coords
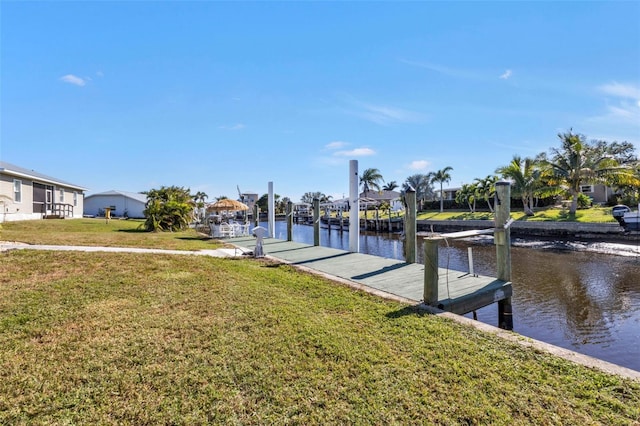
[229,236,511,315]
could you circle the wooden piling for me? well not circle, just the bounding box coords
[313,198,320,247]
[423,237,441,305]
[286,201,293,242]
[253,204,259,227]
[494,181,513,330]
[404,186,417,263]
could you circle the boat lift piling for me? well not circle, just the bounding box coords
[421,180,514,330]
[313,198,320,247]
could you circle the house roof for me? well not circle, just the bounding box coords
[85,190,147,204]
[0,161,88,191]
[360,190,402,201]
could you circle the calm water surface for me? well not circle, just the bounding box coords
[266,222,640,372]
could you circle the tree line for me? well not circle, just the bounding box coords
[140,130,639,231]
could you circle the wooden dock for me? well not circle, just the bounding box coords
[228,236,512,316]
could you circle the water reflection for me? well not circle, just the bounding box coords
[266,222,640,371]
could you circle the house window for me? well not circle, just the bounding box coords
[580,185,594,193]
[73,192,78,207]
[59,188,64,203]
[13,180,22,203]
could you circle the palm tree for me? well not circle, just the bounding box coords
[431,167,453,212]
[300,192,332,204]
[543,130,639,214]
[360,168,384,194]
[382,181,399,191]
[455,183,479,213]
[403,173,434,210]
[496,156,540,215]
[142,186,194,232]
[474,175,498,213]
[192,191,208,222]
[360,168,384,221]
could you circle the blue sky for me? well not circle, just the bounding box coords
[2,1,639,202]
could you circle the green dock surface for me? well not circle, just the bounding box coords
[229,236,512,315]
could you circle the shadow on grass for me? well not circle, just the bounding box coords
[385,305,434,319]
[177,236,210,241]
[117,228,148,233]
[448,213,493,220]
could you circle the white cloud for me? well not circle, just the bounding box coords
[408,160,430,171]
[588,82,640,127]
[219,123,245,130]
[334,148,376,157]
[60,74,86,86]
[599,82,640,99]
[325,141,348,150]
[96,71,104,78]
[499,69,512,80]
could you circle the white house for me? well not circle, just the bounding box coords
[84,190,147,218]
[0,161,87,222]
[360,190,404,211]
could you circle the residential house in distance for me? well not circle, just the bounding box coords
[239,191,259,213]
[0,161,87,222]
[84,190,147,218]
[360,189,403,211]
[580,183,615,205]
[436,187,461,203]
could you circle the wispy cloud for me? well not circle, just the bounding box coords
[219,123,246,130]
[334,148,376,157]
[60,74,87,87]
[325,141,348,150]
[589,82,640,126]
[499,69,512,80]
[408,160,430,171]
[599,82,640,99]
[400,59,477,79]
[342,97,425,126]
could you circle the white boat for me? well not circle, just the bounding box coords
[612,204,640,232]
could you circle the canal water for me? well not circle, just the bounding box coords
[265,222,640,372]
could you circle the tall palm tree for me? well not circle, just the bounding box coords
[403,173,434,210]
[431,167,453,212]
[382,181,399,191]
[360,168,384,194]
[474,175,498,213]
[359,168,384,221]
[543,130,639,214]
[496,156,540,215]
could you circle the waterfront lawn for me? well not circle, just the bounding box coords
[1,250,639,424]
[0,218,221,250]
[416,206,617,223]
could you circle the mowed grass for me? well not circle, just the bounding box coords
[417,206,618,223]
[1,249,639,424]
[0,218,221,250]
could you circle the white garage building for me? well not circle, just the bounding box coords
[84,190,147,218]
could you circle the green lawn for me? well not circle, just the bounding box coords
[0,220,639,424]
[0,218,221,250]
[416,206,618,223]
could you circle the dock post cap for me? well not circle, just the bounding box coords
[496,180,511,186]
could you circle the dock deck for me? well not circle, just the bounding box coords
[228,237,512,315]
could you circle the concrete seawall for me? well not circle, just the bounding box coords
[417,220,635,242]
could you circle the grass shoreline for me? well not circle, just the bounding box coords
[1,219,640,423]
